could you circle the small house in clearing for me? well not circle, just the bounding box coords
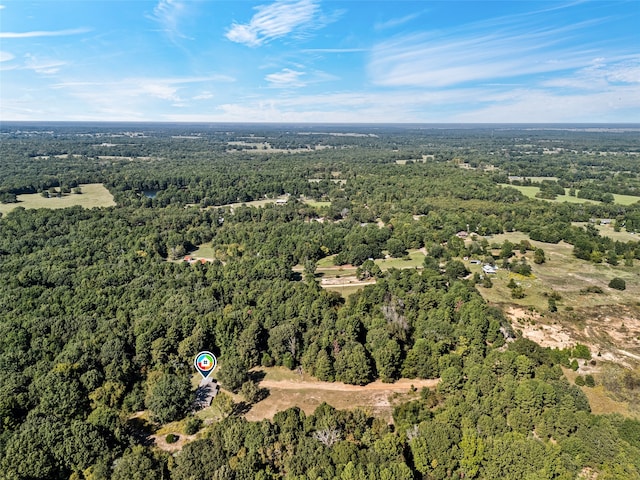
[194,378,218,410]
[482,264,497,275]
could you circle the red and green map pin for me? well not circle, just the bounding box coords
[194,351,217,379]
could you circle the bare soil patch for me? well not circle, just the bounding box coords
[320,275,375,288]
[506,305,640,368]
[508,307,574,350]
[151,432,197,453]
[245,375,439,423]
[506,304,640,416]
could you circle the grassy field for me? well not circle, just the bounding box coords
[190,243,216,260]
[316,255,339,268]
[208,195,333,211]
[0,183,116,214]
[562,367,637,418]
[323,284,367,297]
[508,176,559,183]
[572,222,639,242]
[474,232,640,311]
[613,193,640,206]
[213,195,289,210]
[500,184,601,204]
[500,184,640,206]
[376,250,425,269]
[299,250,426,298]
[315,249,425,271]
[302,199,332,208]
[478,232,640,412]
[241,367,437,423]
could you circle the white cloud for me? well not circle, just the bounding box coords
[301,48,366,53]
[150,0,188,39]
[226,0,319,47]
[543,56,640,90]
[193,91,214,100]
[370,27,601,88]
[452,86,640,123]
[48,76,230,117]
[375,11,425,31]
[265,68,306,88]
[0,28,90,38]
[0,51,14,62]
[24,54,66,75]
[368,9,614,89]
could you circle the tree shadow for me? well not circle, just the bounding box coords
[248,370,267,383]
[233,401,253,416]
[126,416,155,446]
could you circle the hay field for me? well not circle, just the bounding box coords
[0,184,116,215]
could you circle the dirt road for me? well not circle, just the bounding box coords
[259,378,439,392]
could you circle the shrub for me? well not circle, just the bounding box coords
[261,352,274,367]
[572,344,591,360]
[580,285,604,294]
[166,433,178,444]
[575,375,585,386]
[585,375,596,387]
[511,285,526,299]
[608,277,626,291]
[184,416,203,435]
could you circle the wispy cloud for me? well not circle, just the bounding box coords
[24,54,67,75]
[375,11,425,31]
[226,0,319,47]
[0,51,14,62]
[371,32,599,88]
[51,75,232,112]
[452,86,640,123]
[193,91,214,100]
[159,78,640,124]
[369,11,613,88]
[265,68,306,88]
[0,28,90,39]
[543,56,640,90]
[150,0,188,40]
[301,48,366,54]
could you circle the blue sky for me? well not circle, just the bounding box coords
[1,0,638,122]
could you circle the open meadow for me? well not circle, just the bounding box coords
[240,367,438,423]
[501,184,640,206]
[474,232,640,311]
[0,183,116,214]
[472,231,640,413]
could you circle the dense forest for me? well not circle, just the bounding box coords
[1,123,639,479]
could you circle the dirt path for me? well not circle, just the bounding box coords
[259,378,439,392]
[245,377,440,422]
[320,277,376,288]
[152,433,196,453]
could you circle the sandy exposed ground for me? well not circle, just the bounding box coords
[151,433,196,453]
[245,378,439,422]
[508,307,575,350]
[320,275,376,287]
[259,378,439,392]
[506,305,640,368]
